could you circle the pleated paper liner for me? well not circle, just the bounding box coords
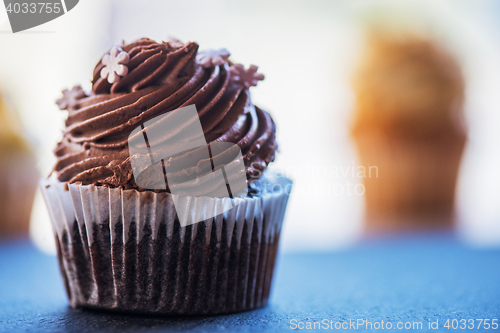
[40,174,291,315]
[353,130,465,230]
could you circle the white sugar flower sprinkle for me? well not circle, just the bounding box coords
[100,46,130,84]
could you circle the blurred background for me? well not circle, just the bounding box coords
[1,0,500,254]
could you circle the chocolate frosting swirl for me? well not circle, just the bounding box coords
[53,38,277,193]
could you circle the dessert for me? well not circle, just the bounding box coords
[41,38,291,314]
[0,94,38,238]
[351,33,466,231]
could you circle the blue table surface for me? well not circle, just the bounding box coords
[0,235,499,333]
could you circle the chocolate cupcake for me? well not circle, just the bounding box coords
[0,94,38,237]
[351,33,466,231]
[41,38,291,315]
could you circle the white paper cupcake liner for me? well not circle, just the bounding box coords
[40,173,291,315]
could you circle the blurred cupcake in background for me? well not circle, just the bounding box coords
[351,32,466,232]
[0,93,38,238]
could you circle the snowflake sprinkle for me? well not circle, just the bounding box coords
[100,46,130,84]
[230,64,265,88]
[196,48,231,68]
[56,85,87,110]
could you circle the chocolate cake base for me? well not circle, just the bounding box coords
[55,216,280,315]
